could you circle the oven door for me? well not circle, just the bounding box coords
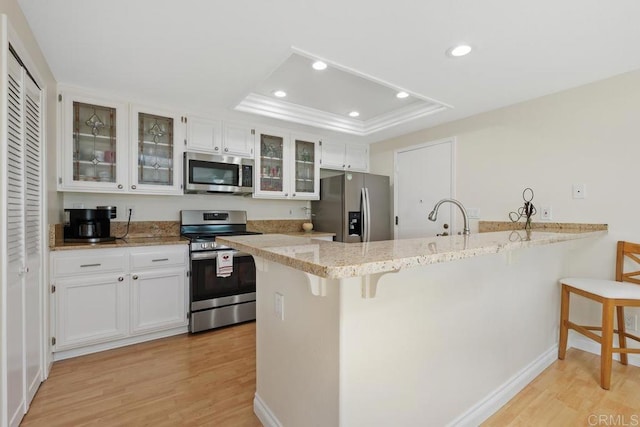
[190,251,256,311]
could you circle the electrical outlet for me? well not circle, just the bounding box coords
[125,205,135,219]
[274,292,284,320]
[572,184,586,199]
[540,206,552,220]
[625,314,637,331]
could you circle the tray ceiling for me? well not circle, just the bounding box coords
[16,0,640,143]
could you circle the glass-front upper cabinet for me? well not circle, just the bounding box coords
[253,129,320,200]
[292,135,320,199]
[130,105,183,194]
[59,92,128,192]
[254,128,289,198]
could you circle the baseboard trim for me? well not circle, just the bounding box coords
[254,393,283,427]
[53,326,188,361]
[447,345,558,427]
[568,332,640,367]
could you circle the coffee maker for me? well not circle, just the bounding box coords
[64,208,115,243]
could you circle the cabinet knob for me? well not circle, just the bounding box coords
[292,193,296,197]
[347,165,351,168]
[342,164,345,168]
[133,275,139,280]
[131,185,137,190]
[118,184,123,189]
[284,193,288,197]
[224,148,228,152]
[118,276,124,282]
[215,146,219,151]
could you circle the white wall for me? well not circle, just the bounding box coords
[0,0,60,221]
[63,192,311,221]
[370,69,640,331]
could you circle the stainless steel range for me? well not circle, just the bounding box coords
[181,210,260,333]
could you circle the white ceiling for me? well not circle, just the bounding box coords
[17,0,640,143]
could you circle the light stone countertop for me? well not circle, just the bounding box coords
[216,229,607,279]
[50,236,189,251]
[281,231,335,238]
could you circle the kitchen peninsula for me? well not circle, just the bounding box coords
[217,228,606,426]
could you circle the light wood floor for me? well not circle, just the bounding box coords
[23,322,640,426]
[22,322,261,427]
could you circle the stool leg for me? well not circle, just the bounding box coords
[616,306,628,365]
[558,285,570,360]
[601,300,615,390]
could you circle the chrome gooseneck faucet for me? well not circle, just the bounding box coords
[428,198,471,235]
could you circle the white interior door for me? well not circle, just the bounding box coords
[395,138,455,239]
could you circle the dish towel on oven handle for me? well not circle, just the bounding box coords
[216,251,234,278]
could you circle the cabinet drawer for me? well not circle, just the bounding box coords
[54,253,126,276]
[130,247,186,270]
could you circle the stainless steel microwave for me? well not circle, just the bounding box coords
[184,152,253,194]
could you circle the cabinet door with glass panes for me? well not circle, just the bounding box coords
[130,105,184,194]
[291,134,320,200]
[59,92,128,192]
[254,128,290,198]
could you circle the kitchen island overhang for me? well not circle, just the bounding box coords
[217,229,606,427]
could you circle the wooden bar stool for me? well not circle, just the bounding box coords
[558,241,640,389]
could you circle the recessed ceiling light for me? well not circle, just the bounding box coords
[312,61,327,71]
[273,90,287,98]
[396,91,409,99]
[348,111,360,118]
[447,44,472,57]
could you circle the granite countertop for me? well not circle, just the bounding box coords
[216,229,607,279]
[281,231,335,238]
[50,236,189,251]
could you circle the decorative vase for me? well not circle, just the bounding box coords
[302,222,313,232]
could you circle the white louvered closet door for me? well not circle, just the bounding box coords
[4,50,43,426]
[6,52,27,426]
[23,71,43,405]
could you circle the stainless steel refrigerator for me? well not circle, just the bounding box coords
[311,172,391,243]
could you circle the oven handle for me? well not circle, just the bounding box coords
[190,250,252,260]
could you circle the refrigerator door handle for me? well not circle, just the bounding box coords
[365,187,372,242]
[361,188,367,242]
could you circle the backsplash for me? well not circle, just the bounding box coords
[50,219,310,247]
[246,220,309,233]
[478,221,608,232]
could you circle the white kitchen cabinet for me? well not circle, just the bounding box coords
[254,128,320,200]
[129,246,188,335]
[130,269,187,335]
[254,128,290,198]
[185,115,222,153]
[54,273,129,350]
[291,133,320,199]
[58,89,184,195]
[58,89,129,192]
[320,140,369,172]
[345,144,369,171]
[223,121,254,158]
[130,104,183,194]
[186,117,254,158]
[50,245,188,358]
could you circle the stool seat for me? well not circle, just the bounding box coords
[558,241,640,390]
[560,277,640,299]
